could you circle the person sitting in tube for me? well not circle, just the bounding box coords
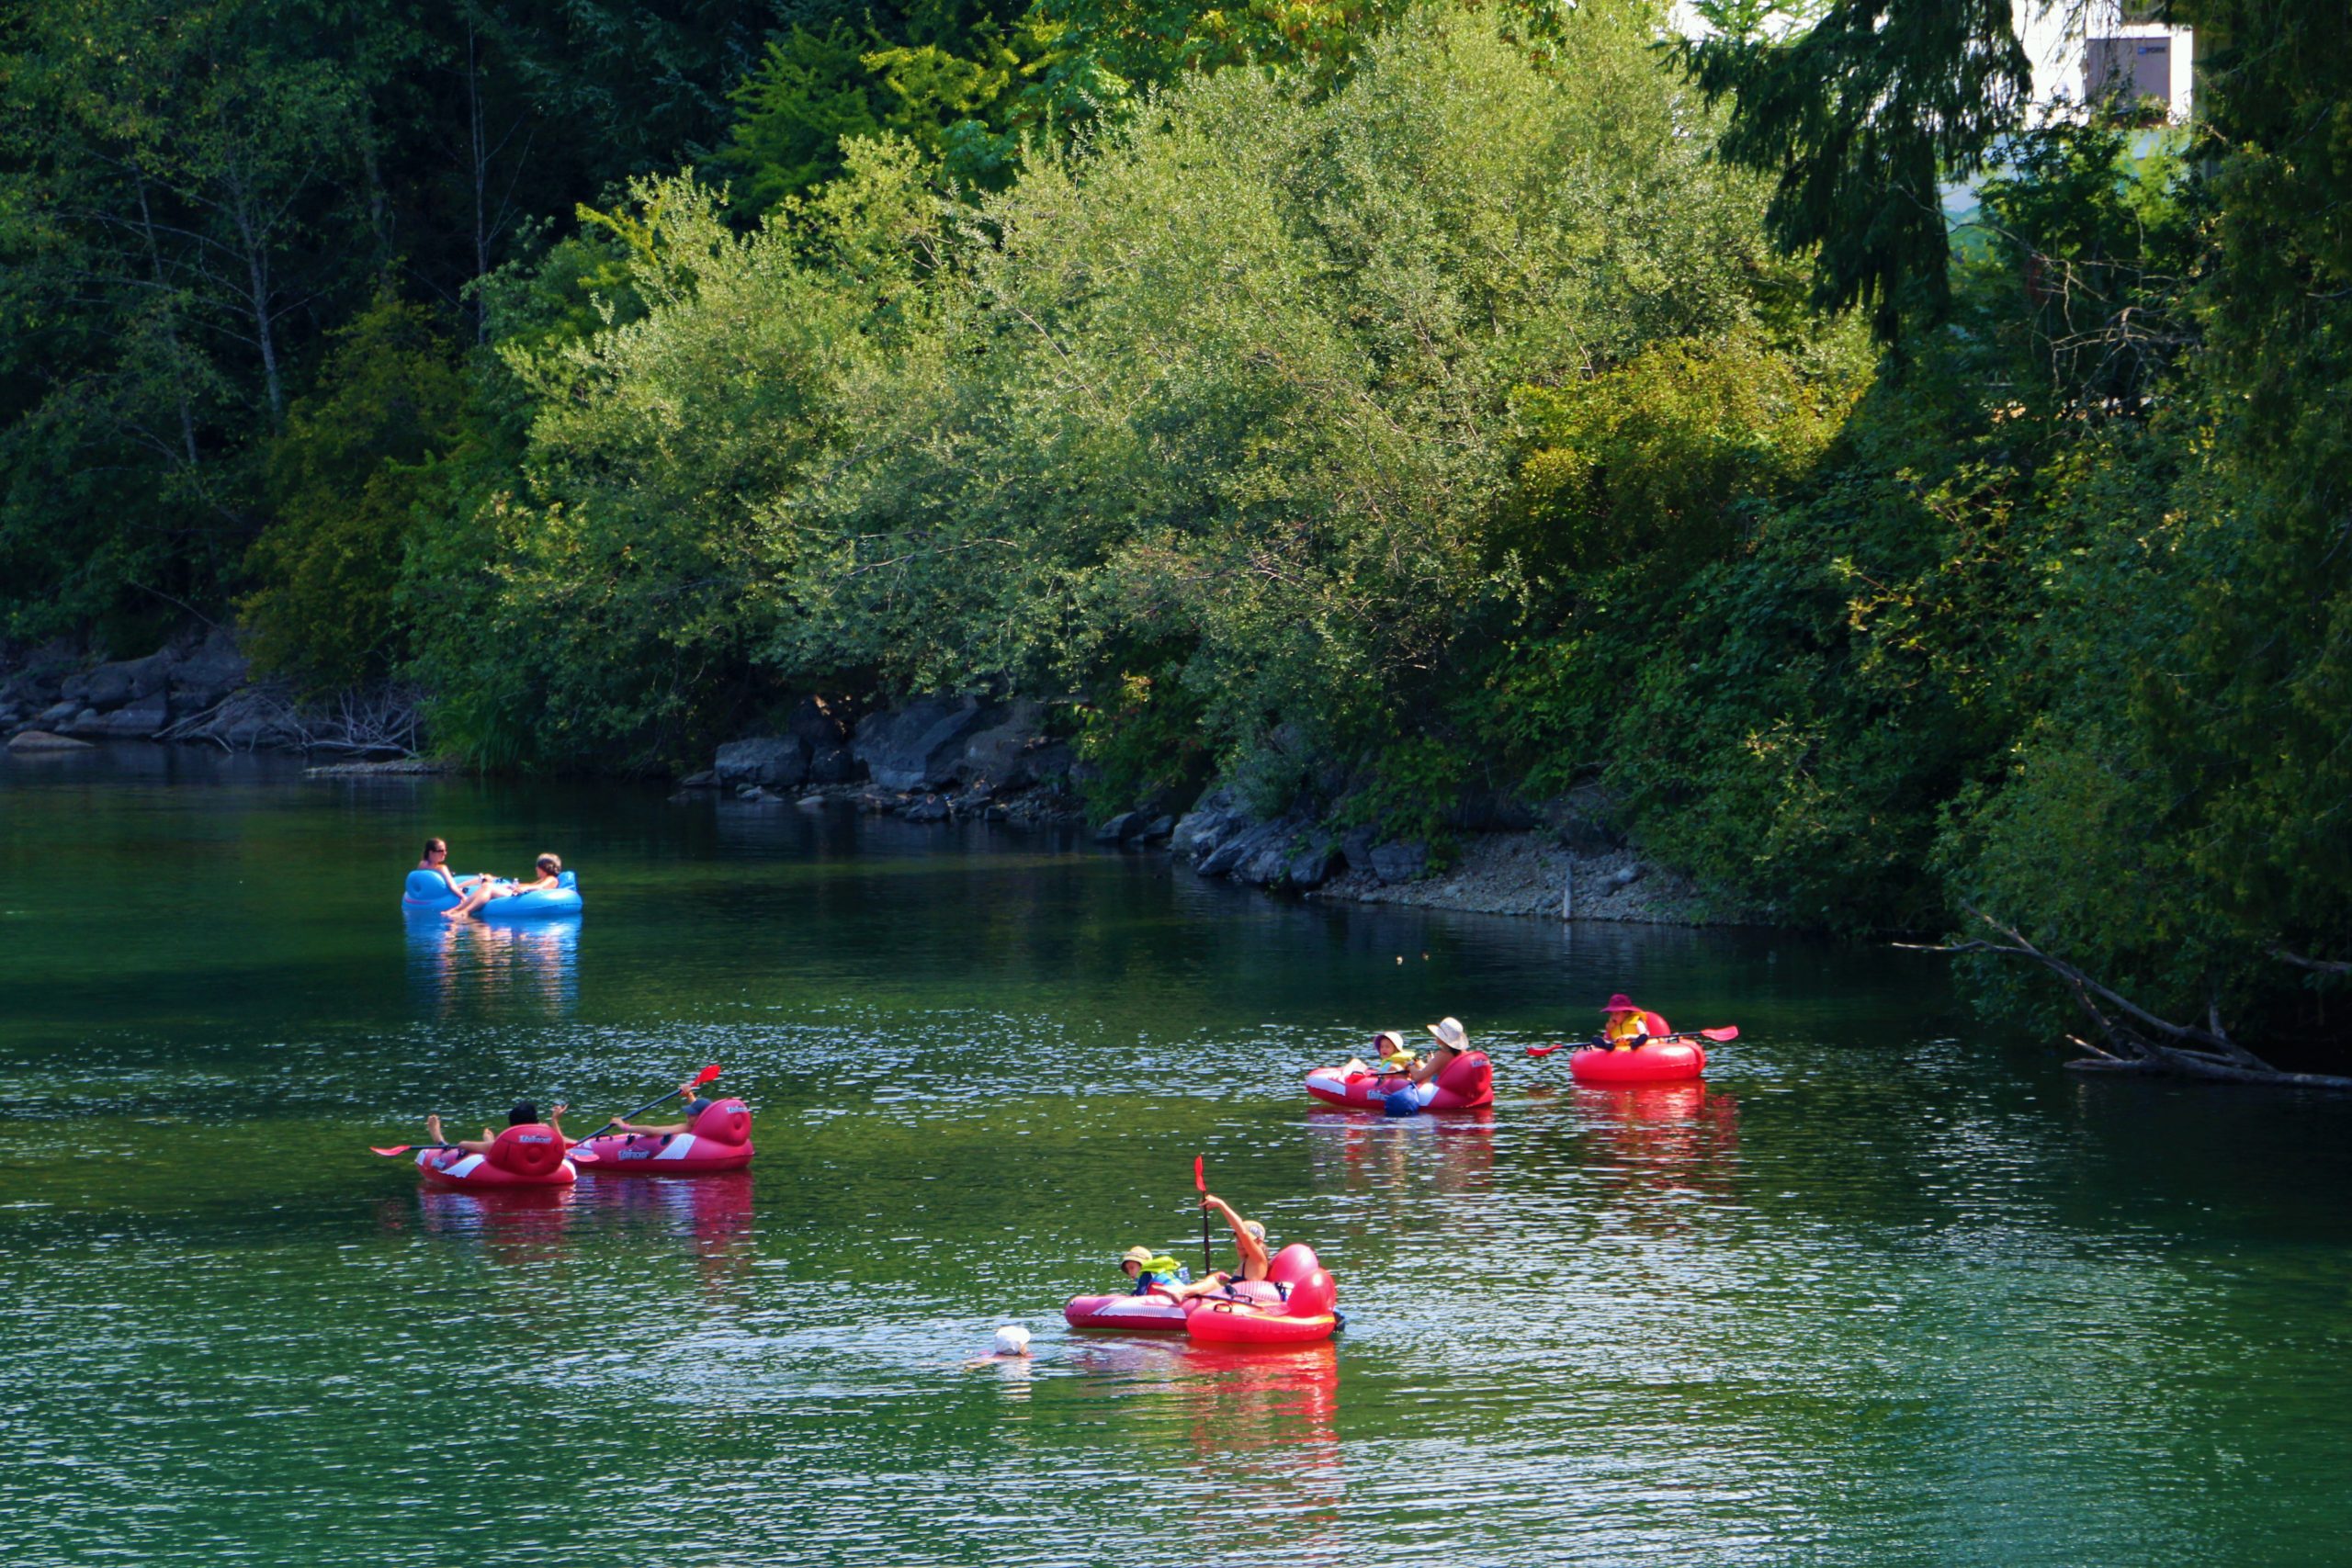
[415,837,492,898]
[1414,1017,1471,1083]
[1118,1246,1191,1299]
[1166,1194,1274,1303]
[1340,1030,1419,1077]
[425,1100,568,1156]
[444,852,564,921]
[1600,994,1653,1051]
[605,1080,717,1138]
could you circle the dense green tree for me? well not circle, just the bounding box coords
[241,297,471,691]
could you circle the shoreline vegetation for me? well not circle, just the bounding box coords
[5,1,2347,1077]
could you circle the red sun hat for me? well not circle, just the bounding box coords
[1601,993,1636,1012]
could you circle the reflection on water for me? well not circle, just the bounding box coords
[410,1183,581,1269]
[1306,1107,1498,1198]
[1571,1084,1742,1194]
[405,913,578,1017]
[1057,1337,1346,1561]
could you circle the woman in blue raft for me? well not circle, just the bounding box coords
[403,849,582,921]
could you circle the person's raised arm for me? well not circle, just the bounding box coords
[1204,1194,1266,1263]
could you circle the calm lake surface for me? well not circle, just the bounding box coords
[4,745,2348,1567]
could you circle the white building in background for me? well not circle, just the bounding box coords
[1666,3,2198,124]
[2019,1,2196,124]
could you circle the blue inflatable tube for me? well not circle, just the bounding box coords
[401,868,582,919]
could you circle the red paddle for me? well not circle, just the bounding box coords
[1527,1026,1738,1058]
[1195,1156,1213,1277]
[571,1063,724,1144]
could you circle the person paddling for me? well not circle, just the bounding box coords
[424,1100,568,1155]
[605,1080,718,1137]
[1600,994,1663,1051]
[1167,1193,1274,1303]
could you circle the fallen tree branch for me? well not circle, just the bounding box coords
[2274,946,2352,976]
[1897,908,2352,1090]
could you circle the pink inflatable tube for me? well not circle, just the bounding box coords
[1303,1051,1493,1112]
[570,1099,755,1177]
[1185,1269,1339,1346]
[415,1123,578,1188]
[1568,1041,1706,1086]
[1065,1245,1326,1333]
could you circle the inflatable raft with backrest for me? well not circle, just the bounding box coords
[1568,1037,1707,1085]
[415,1122,579,1188]
[568,1098,755,1176]
[1303,1050,1493,1113]
[1065,1243,1338,1341]
[401,867,582,920]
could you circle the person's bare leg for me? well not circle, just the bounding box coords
[425,1113,446,1144]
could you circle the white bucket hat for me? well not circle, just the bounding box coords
[1428,1017,1468,1052]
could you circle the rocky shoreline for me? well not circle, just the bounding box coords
[672,703,1730,927]
[1,629,420,757]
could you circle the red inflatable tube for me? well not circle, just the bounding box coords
[1185,1268,1340,1346]
[415,1122,578,1188]
[1066,1244,1327,1333]
[1064,1280,1282,1333]
[1303,1050,1493,1112]
[571,1099,755,1177]
[1568,1040,1706,1086]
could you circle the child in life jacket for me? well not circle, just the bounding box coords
[1118,1246,1191,1298]
[1340,1030,1419,1077]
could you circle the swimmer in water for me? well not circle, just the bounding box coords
[965,1325,1034,1366]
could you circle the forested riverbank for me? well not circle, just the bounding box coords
[5,0,2347,1070]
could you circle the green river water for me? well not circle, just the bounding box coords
[3,745,2348,1566]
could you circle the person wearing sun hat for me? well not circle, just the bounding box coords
[1410,1017,1470,1086]
[1117,1244,1190,1299]
[1600,993,1657,1050]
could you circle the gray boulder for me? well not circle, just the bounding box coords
[68,691,168,738]
[1367,840,1430,884]
[1093,811,1145,843]
[64,653,172,712]
[7,729,94,753]
[902,795,951,823]
[786,694,852,751]
[35,700,78,728]
[1140,815,1175,843]
[1236,840,1295,886]
[715,736,809,790]
[1196,820,1280,878]
[854,696,993,791]
[807,744,862,784]
[1286,841,1340,889]
[962,701,1051,788]
[1171,791,1246,859]
[169,630,249,712]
